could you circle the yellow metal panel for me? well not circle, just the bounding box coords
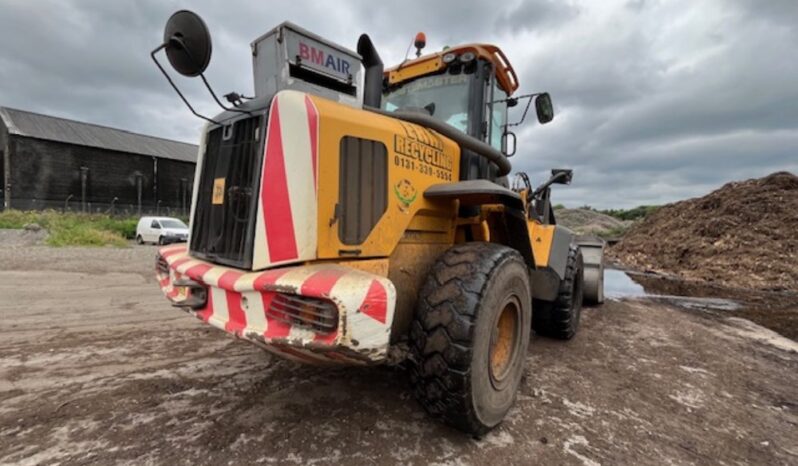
[334,258,389,277]
[406,211,454,233]
[308,95,461,260]
[529,222,555,267]
[384,43,520,95]
[388,57,444,85]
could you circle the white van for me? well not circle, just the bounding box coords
[136,217,189,245]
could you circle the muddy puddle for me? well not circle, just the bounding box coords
[604,268,798,340]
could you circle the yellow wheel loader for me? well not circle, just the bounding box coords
[152,10,604,435]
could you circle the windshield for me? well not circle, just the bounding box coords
[160,219,187,229]
[382,73,470,132]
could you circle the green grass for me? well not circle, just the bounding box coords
[599,205,660,221]
[0,210,138,247]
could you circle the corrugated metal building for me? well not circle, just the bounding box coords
[0,107,198,215]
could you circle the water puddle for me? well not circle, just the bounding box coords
[604,269,742,312]
[604,268,798,341]
[604,269,646,299]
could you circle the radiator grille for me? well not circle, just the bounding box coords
[338,136,388,245]
[190,115,264,268]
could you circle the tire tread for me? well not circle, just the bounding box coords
[409,242,526,435]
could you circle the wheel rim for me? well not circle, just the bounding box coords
[489,297,521,388]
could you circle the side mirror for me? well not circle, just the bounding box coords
[535,92,554,124]
[163,10,212,77]
[503,131,517,157]
[551,168,573,185]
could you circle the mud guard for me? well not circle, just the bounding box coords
[529,225,575,301]
[424,180,535,269]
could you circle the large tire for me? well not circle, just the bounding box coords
[136,235,144,245]
[158,235,166,246]
[409,242,531,436]
[532,245,584,340]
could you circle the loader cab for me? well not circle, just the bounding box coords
[382,44,519,181]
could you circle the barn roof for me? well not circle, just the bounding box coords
[0,106,198,163]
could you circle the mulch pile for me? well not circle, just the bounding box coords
[610,171,798,291]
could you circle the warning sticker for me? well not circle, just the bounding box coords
[212,178,225,205]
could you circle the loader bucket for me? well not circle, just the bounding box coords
[577,237,605,305]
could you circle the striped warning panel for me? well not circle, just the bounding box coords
[156,246,396,364]
[252,90,320,270]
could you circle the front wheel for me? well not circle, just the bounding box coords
[532,245,584,340]
[409,242,531,436]
[157,236,166,246]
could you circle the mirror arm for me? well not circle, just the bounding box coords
[198,73,252,115]
[151,43,220,125]
[532,171,569,198]
[170,37,252,116]
[489,92,542,128]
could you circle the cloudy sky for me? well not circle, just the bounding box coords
[1,0,796,208]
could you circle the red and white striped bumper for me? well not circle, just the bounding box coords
[156,245,397,364]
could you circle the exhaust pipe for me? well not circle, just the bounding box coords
[357,34,383,108]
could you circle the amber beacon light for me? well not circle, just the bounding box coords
[414,32,426,56]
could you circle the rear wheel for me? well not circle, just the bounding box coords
[136,235,144,245]
[532,245,584,339]
[409,242,531,436]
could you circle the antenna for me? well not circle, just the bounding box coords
[397,31,427,71]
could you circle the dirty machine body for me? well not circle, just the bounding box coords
[153,12,604,434]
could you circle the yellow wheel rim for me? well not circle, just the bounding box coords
[490,300,519,383]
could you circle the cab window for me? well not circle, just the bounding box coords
[383,73,471,132]
[151,220,161,229]
[488,82,508,151]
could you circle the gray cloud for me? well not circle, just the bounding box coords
[0,0,795,208]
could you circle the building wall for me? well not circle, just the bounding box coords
[7,136,194,213]
[157,157,196,216]
[1,122,7,209]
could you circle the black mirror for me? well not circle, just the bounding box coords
[535,92,554,124]
[503,131,517,157]
[551,168,573,185]
[163,10,212,77]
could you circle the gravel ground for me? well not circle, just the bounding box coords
[0,240,796,465]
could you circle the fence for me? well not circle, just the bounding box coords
[1,196,190,218]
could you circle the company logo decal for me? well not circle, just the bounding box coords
[394,179,417,211]
[298,42,352,76]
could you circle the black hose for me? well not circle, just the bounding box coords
[364,106,512,177]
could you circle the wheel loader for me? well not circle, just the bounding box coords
[152,10,605,435]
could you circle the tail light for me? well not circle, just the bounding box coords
[267,294,338,333]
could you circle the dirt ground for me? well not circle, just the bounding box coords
[1,243,797,465]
